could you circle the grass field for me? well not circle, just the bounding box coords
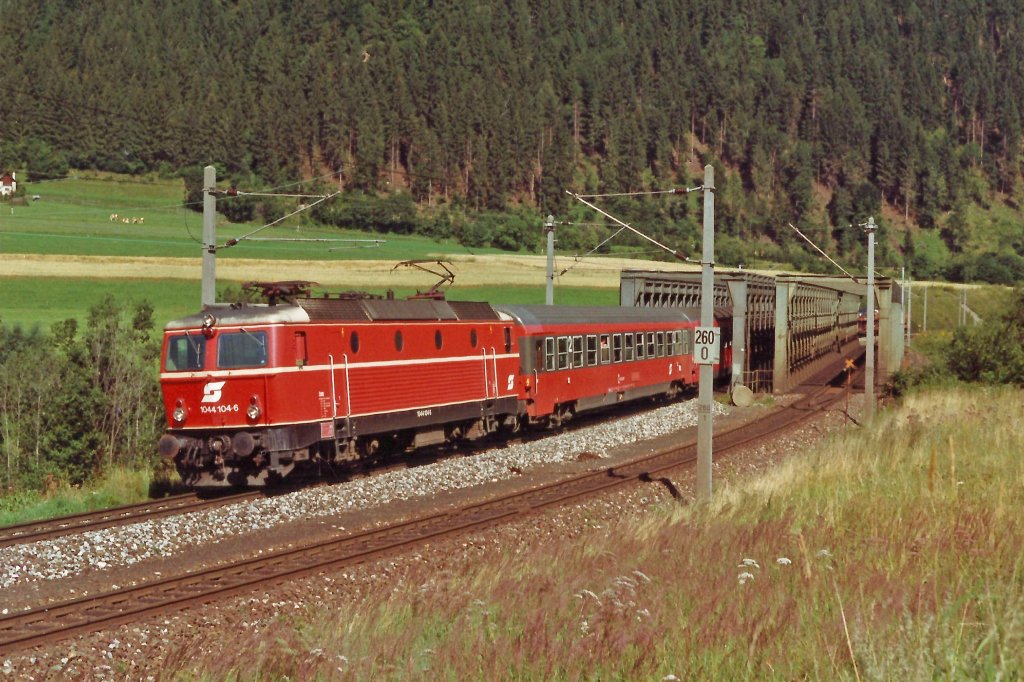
[0,276,619,331]
[0,173,685,329]
[0,173,502,261]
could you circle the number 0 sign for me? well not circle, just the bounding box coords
[693,326,720,365]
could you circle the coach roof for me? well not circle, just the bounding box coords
[496,304,698,328]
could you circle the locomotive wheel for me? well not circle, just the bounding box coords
[361,438,381,458]
[498,414,522,435]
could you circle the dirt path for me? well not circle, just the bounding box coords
[0,253,697,289]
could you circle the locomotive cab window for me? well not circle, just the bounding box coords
[165,334,206,371]
[218,330,268,369]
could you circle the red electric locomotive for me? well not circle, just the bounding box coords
[158,290,710,488]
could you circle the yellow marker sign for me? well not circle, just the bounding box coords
[844,358,856,370]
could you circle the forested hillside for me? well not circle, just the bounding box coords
[2,0,1024,280]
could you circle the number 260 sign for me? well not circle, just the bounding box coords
[693,326,720,365]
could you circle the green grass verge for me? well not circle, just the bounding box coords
[158,384,1024,679]
[0,466,174,526]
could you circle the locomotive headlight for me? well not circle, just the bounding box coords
[172,404,187,424]
[246,396,261,421]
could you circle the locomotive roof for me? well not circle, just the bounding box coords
[164,298,502,330]
[495,304,699,328]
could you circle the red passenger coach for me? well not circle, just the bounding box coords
[158,292,711,489]
[496,305,701,427]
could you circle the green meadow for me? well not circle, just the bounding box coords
[0,277,616,331]
[0,173,507,261]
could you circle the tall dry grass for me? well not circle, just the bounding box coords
[159,385,1024,681]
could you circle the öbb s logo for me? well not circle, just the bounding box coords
[202,381,226,403]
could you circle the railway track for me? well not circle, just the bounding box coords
[0,491,264,550]
[0,394,690,551]
[0,359,861,656]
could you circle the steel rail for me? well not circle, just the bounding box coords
[0,491,264,549]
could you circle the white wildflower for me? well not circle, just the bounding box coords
[739,558,760,569]
[738,571,755,585]
[776,557,792,565]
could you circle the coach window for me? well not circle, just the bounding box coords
[434,329,443,349]
[655,331,664,357]
[395,330,404,351]
[672,331,684,355]
[635,332,644,360]
[682,329,691,355]
[612,334,623,363]
[572,335,584,368]
[544,337,556,371]
[557,336,570,370]
[218,330,268,369]
[586,335,598,366]
[599,334,611,364]
[646,332,655,358]
[624,333,634,362]
[470,329,478,348]
[350,331,360,354]
[165,334,206,371]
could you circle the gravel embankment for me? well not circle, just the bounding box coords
[0,398,727,593]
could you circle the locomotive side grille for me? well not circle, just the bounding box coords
[363,299,459,321]
[297,298,500,322]
[299,299,372,321]
[447,300,502,321]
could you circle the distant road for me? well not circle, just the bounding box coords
[0,253,695,289]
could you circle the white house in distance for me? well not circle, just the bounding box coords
[0,171,15,196]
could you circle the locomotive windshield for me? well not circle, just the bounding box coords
[218,330,269,368]
[165,333,206,371]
